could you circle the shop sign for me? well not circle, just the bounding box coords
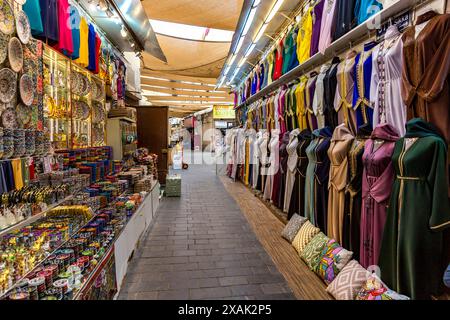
[213,105,235,119]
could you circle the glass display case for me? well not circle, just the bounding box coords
[43,47,71,151]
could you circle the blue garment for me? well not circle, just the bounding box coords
[353,41,376,130]
[37,0,59,44]
[251,73,257,95]
[355,0,383,25]
[3,161,15,192]
[69,6,80,60]
[260,63,265,90]
[23,0,44,35]
[288,27,299,71]
[87,24,96,71]
[0,162,7,195]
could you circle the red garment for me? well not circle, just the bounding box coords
[272,40,284,81]
[94,34,101,74]
[53,0,73,55]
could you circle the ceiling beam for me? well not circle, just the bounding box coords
[148,101,226,108]
[141,70,218,85]
[144,96,233,102]
[141,79,229,92]
[140,86,232,98]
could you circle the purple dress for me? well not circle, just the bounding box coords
[310,0,325,56]
[360,123,399,268]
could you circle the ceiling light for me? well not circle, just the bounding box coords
[254,23,268,42]
[120,25,128,38]
[228,54,237,66]
[217,76,225,88]
[245,43,256,58]
[229,68,241,83]
[242,7,257,36]
[238,57,246,68]
[235,36,245,54]
[253,0,261,6]
[130,42,135,48]
[266,0,285,22]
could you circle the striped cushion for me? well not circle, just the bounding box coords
[292,221,320,254]
[326,260,370,300]
[300,232,329,270]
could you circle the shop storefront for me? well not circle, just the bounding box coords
[0,0,161,300]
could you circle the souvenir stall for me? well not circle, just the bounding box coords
[0,0,160,300]
[226,0,450,300]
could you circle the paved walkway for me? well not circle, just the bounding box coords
[118,164,295,300]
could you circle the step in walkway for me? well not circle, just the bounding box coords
[118,164,295,300]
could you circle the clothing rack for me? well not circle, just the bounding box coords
[235,0,434,110]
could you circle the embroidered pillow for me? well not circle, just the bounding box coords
[316,239,353,284]
[326,260,371,300]
[292,220,320,254]
[300,232,329,270]
[355,275,410,300]
[281,214,307,243]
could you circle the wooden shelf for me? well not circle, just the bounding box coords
[236,0,423,109]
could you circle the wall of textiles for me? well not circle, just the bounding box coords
[227,1,450,300]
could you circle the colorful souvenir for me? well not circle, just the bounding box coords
[15,10,31,44]
[0,0,15,35]
[19,74,34,106]
[0,68,17,103]
[8,37,24,72]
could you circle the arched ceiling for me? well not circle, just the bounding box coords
[140,0,243,116]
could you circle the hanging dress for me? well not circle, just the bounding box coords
[334,51,358,135]
[264,130,281,201]
[306,72,319,131]
[267,52,275,85]
[310,0,325,57]
[353,41,377,130]
[323,57,341,130]
[334,0,356,40]
[288,130,313,219]
[273,42,284,81]
[327,124,355,244]
[318,0,338,54]
[295,76,309,131]
[313,64,331,129]
[252,131,263,189]
[277,131,291,209]
[297,6,313,64]
[379,118,450,300]
[360,123,399,269]
[305,127,333,231]
[342,123,372,261]
[283,129,301,213]
[370,25,407,136]
[259,130,270,193]
[355,0,383,25]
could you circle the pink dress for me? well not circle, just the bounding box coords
[318,0,338,54]
[360,123,399,268]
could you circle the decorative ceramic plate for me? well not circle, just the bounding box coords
[0,68,17,103]
[2,108,17,129]
[94,81,104,100]
[16,103,31,126]
[0,0,15,35]
[79,73,91,96]
[19,74,34,106]
[91,81,98,99]
[15,10,31,44]
[8,37,23,72]
[0,32,7,64]
[92,102,105,122]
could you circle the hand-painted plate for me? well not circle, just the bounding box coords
[19,74,34,106]
[0,0,15,35]
[15,10,31,44]
[0,32,7,64]
[0,68,17,103]
[16,103,31,126]
[8,37,23,72]
[2,107,17,129]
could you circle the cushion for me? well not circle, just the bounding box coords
[292,220,320,254]
[316,239,353,284]
[281,214,307,243]
[355,275,410,300]
[300,232,329,270]
[326,260,371,300]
